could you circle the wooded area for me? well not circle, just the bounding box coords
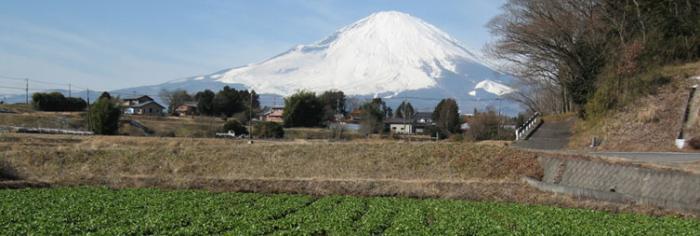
[490,0,700,117]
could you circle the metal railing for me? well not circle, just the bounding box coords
[515,112,541,141]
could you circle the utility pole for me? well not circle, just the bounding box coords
[68,83,71,97]
[336,97,341,139]
[25,78,29,104]
[87,88,91,130]
[400,98,406,136]
[249,91,253,142]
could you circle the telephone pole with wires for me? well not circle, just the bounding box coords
[25,78,29,104]
[249,91,253,143]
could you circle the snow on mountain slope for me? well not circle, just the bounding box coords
[101,11,521,114]
[469,80,514,97]
[203,11,497,96]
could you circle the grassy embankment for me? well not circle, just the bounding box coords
[570,61,700,151]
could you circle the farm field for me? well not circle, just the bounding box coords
[1,187,698,235]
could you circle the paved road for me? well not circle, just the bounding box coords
[591,152,700,164]
[513,117,700,166]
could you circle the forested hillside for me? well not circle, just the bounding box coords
[489,0,700,118]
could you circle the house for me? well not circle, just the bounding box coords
[413,112,434,134]
[260,106,284,123]
[121,95,164,116]
[385,118,414,134]
[175,102,198,116]
[121,95,154,107]
[127,101,164,116]
[348,109,363,122]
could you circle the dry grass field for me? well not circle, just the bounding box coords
[0,112,86,130]
[0,133,539,182]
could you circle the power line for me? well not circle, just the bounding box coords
[0,75,25,80]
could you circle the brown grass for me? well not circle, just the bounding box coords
[0,112,86,130]
[569,62,700,152]
[0,104,35,113]
[0,133,540,183]
[122,115,224,137]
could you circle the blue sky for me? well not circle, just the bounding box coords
[0,0,505,94]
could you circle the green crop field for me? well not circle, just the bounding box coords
[1,187,698,235]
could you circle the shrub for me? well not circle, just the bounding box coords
[88,97,121,135]
[222,119,248,136]
[0,159,18,180]
[253,122,284,139]
[688,137,700,150]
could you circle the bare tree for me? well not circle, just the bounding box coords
[488,0,608,114]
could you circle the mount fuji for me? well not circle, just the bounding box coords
[11,11,520,114]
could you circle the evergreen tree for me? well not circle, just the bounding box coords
[318,90,346,122]
[432,98,460,136]
[283,91,323,127]
[194,90,215,116]
[213,86,244,117]
[88,96,121,135]
[394,101,415,120]
[98,92,112,100]
[32,92,87,112]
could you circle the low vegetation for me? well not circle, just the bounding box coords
[1,187,699,235]
[222,119,248,135]
[252,121,284,138]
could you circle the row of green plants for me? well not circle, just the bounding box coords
[1,187,698,235]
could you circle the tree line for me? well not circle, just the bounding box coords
[490,0,700,117]
[31,92,87,112]
[159,86,260,121]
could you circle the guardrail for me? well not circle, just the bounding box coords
[515,112,541,141]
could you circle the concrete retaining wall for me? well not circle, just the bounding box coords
[532,156,700,212]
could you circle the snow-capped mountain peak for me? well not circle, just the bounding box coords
[205,10,489,96]
[99,11,521,115]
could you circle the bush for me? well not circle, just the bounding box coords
[32,92,87,112]
[253,122,284,139]
[88,97,121,135]
[222,119,248,136]
[688,137,700,150]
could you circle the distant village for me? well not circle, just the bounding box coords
[115,88,520,140]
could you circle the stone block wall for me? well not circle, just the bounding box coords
[536,156,700,212]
